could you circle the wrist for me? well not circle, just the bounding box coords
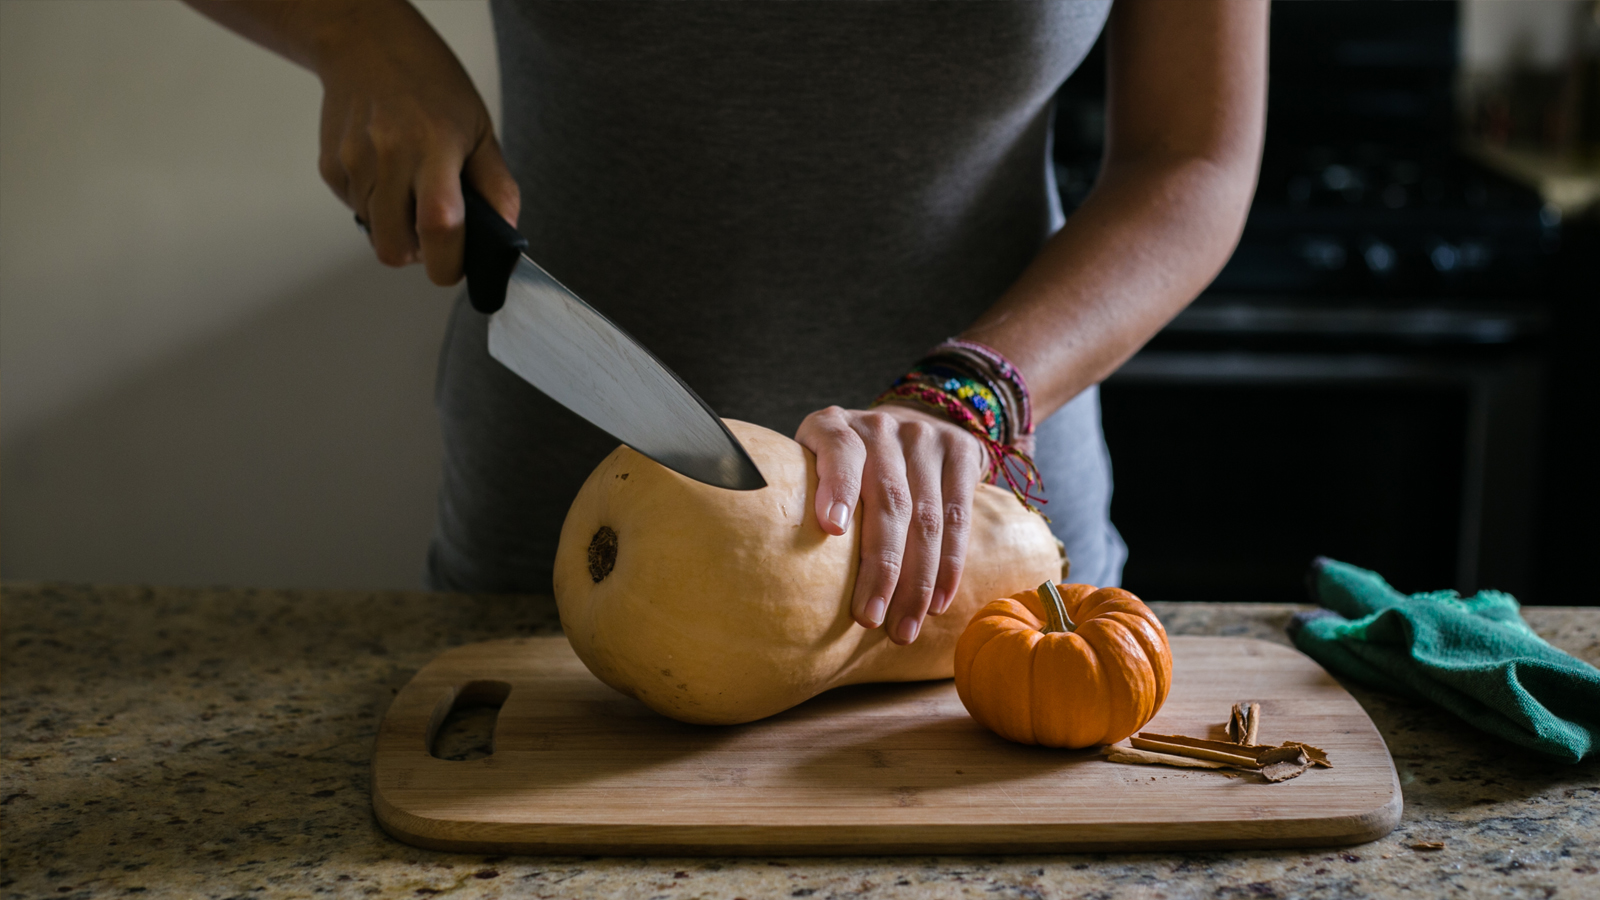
[295,0,423,79]
[872,342,1046,515]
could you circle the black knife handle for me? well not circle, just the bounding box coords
[461,177,528,314]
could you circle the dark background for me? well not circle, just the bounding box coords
[1053,1,1598,604]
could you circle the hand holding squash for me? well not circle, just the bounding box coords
[954,582,1172,748]
[795,403,987,645]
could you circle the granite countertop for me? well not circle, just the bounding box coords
[2,583,1596,899]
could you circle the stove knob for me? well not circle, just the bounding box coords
[1362,241,1396,274]
[1301,237,1346,270]
[1428,241,1459,273]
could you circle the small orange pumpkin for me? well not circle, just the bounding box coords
[954,582,1173,748]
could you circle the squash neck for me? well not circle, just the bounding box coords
[1038,581,1076,634]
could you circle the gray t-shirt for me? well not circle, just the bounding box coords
[429,0,1126,593]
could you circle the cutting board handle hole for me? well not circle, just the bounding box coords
[428,680,511,762]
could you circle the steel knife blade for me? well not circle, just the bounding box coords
[459,183,765,491]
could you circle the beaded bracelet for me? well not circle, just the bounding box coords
[927,338,1034,440]
[897,362,1006,438]
[872,346,1046,516]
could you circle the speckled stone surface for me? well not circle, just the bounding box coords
[2,584,1596,899]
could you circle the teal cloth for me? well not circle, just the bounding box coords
[1289,557,1600,763]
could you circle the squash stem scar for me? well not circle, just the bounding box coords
[1037,581,1076,634]
[588,526,618,583]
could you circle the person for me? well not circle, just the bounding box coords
[188,0,1266,645]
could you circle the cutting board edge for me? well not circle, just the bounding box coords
[372,791,1403,856]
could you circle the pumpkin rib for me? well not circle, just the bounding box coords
[1028,633,1067,746]
[1056,583,1100,626]
[1034,632,1109,747]
[970,627,1040,743]
[1010,590,1046,623]
[1074,588,1145,623]
[954,614,1023,711]
[1075,616,1157,744]
[1099,610,1173,711]
[1067,621,1117,743]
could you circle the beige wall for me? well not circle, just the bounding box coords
[1461,0,1589,71]
[0,0,499,588]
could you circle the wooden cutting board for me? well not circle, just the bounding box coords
[372,635,1401,855]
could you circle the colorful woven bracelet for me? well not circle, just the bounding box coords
[894,362,1006,442]
[927,338,1035,440]
[872,353,1046,516]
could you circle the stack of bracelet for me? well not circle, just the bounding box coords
[871,338,1046,516]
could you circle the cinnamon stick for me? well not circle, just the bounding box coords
[1102,701,1326,782]
[1228,701,1261,746]
[1103,745,1231,769]
[1130,735,1263,768]
[1137,732,1287,765]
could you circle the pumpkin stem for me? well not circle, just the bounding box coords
[1037,581,1076,634]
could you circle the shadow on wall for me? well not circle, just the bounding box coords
[0,260,456,590]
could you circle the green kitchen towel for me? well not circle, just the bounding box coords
[1288,557,1600,763]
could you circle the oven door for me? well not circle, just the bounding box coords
[1101,350,1542,601]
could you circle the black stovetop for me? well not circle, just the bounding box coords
[1051,0,1560,346]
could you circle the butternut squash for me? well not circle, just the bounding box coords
[553,419,1065,725]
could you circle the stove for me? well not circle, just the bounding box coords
[1213,143,1558,301]
[1052,1,1562,602]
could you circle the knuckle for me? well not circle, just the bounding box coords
[858,410,897,437]
[943,501,970,530]
[942,427,975,454]
[868,554,903,585]
[365,117,407,154]
[415,201,461,239]
[877,480,913,518]
[826,424,864,453]
[894,576,936,610]
[912,503,943,539]
[951,440,985,478]
[337,138,367,173]
[800,414,866,461]
[801,405,846,433]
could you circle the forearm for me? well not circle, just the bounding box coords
[182,0,424,76]
[962,148,1259,415]
[964,0,1268,420]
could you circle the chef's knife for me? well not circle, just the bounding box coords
[459,182,766,491]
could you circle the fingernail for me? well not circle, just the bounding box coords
[896,616,921,644]
[827,501,849,532]
[864,597,887,628]
[930,590,950,615]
